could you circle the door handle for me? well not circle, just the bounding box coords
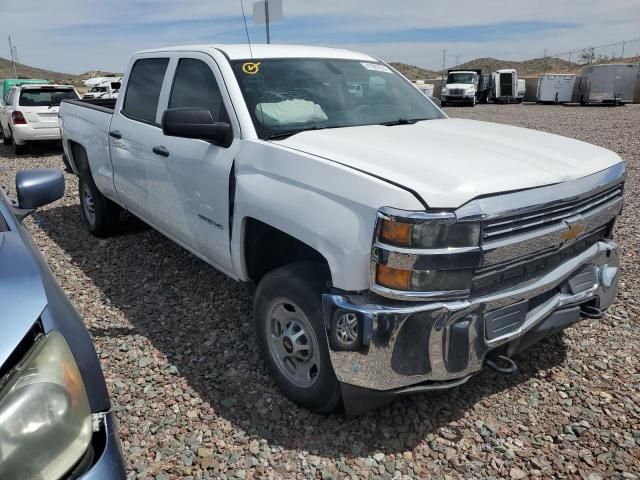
[152,145,170,157]
[109,130,122,139]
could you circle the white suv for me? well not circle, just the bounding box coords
[0,84,79,154]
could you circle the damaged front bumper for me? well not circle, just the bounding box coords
[323,239,619,410]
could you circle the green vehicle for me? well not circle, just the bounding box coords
[2,79,50,100]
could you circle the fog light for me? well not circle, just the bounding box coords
[330,312,362,351]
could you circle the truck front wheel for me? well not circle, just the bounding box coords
[254,262,341,414]
[79,174,121,237]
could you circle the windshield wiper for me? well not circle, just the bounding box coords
[267,125,328,140]
[380,118,430,126]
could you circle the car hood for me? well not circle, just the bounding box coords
[0,231,47,369]
[278,118,623,208]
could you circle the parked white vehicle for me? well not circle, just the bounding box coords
[492,68,519,103]
[537,74,576,103]
[59,44,624,414]
[517,78,526,102]
[0,84,80,154]
[83,78,122,100]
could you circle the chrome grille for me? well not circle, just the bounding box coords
[448,88,465,96]
[482,184,623,242]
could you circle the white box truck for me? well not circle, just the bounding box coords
[537,74,577,104]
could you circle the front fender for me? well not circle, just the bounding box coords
[231,141,423,291]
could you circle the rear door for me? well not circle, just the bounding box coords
[17,87,78,128]
[145,52,240,273]
[109,56,171,222]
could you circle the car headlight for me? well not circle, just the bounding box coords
[465,87,475,94]
[379,211,480,248]
[0,331,92,480]
[372,208,481,298]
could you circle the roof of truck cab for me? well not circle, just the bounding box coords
[137,44,378,61]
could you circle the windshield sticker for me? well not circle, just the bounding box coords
[242,62,261,75]
[361,62,392,73]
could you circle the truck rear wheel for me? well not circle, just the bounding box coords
[79,174,121,237]
[254,262,341,414]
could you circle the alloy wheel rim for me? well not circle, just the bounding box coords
[82,183,96,225]
[267,300,320,388]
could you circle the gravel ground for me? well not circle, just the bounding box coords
[1,104,639,479]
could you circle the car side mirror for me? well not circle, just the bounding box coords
[13,169,65,221]
[162,107,233,148]
[429,96,442,107]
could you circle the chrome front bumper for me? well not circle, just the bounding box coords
[323,239,619,391]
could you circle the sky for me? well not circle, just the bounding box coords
[2,0,640,74]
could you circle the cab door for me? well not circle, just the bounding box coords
[110,56,171,223]
[146,53,241,274]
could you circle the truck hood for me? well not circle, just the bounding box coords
[278,118,622,208]
[0,231,47,369]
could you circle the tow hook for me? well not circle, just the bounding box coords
[485,354,518,374]
[580,304,604,319]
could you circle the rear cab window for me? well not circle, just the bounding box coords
[123,58,170,124]
[19,87,78,107]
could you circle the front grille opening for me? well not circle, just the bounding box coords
[473,227,608,294]
[483,185,623,242]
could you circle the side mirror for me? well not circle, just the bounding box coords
[429,96,442,107]
[162,107,233,148]
[14,169,65,221]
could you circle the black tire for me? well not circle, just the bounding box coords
[0,125,6,145]
[62,154,73,173]
[254,262,341,414]
[10,130,26,155]
[79,173,120,237]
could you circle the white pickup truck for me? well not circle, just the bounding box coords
[59,44,624,414]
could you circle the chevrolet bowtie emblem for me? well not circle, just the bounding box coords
[560,222,585,242]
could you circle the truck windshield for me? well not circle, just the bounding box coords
[19,88,78,106]
[231,58,444,139]
[447,73,477,84]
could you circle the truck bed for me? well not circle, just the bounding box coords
[59,97,118,200]
[62,98,116,113]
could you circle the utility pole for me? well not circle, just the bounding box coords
[264,0,270,44]
[8,35,17,78]
[455,55,460,67]
[441,49,446,81]
[621,40,626,59]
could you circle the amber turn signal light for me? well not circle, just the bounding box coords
[379,219,411,246]
[376,264,411,291]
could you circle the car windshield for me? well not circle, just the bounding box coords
[19,88,78,106]
[231,58,444,139]
[90,86,108,92]
[447,73,476,84]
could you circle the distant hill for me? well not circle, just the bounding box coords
[451,56,580,77]
[0,56,84,85]
[390,62,440,80]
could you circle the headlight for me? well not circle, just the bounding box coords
[465,87,475,94]
[0,331,92,480]
[372,208,481,299]
[379,212,480,249]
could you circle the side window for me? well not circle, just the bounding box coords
[123,58,169,124]
[169,58,229,123]
[6,90,14,105]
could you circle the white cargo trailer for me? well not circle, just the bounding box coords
[578,64,640,105]
[491,69,518,103]
[536,74,576,103]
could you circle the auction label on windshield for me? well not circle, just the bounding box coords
[361,62,392,73]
